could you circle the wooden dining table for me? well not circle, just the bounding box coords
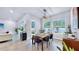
[36,33,50,51]
[37,33,49,38]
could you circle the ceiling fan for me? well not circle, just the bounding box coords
[43,9,48,19]
[40,8,53,20]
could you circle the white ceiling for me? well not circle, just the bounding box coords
[0,7,71,21]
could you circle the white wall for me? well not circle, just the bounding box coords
[18,15,31,40]
[18,14,41,40]
[0,19,16,34]
[31,19,41,34]
[5,20,16,34]
[27,18,41,39]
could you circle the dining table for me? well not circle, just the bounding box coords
[36,33,51,51]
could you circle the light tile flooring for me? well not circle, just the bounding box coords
[0,39,63,51]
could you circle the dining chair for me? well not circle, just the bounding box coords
[49,34,53,40]
[43,36,50,48]
[32,35,35,45]
[32,36,42,50]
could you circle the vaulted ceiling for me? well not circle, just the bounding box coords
[0,7,71,21]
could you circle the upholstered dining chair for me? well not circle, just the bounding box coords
[32,35,35,45]
[43,36,50,48]
[49,34,53,40]
[32,35,42,50]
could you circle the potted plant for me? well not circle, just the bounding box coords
[19,26,27,41]
[15,28,18,34]
[68,25,72,34]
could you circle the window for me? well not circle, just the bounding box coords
[31,21,36,35]
[43,20,51,33]
[0,23,4,30]
[44,21,51,28]
[32,21,35,28]
[53,18,65,33]
[53,19,65,28]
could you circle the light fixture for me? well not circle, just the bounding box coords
[10,9,14,14]
[43,9,48,19]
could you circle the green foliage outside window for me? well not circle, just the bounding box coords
[44,19,65,28]
[44,21,51,28]
[53,19,65,28]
